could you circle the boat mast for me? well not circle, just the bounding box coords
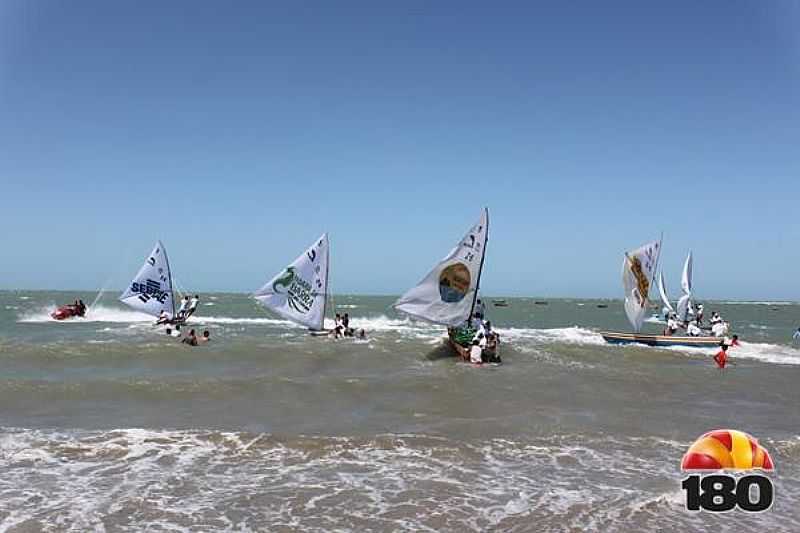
[162,241,176,318]
[320,235,330,331]
[468,208,489,322]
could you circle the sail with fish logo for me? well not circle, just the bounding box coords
[253,233,329,330]
[393,208,489,327]
[621,239,661,332]
[119,240,176,318]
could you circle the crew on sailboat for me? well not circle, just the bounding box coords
[695,303,704,324]
[184,295,200,319]
[177,296,190,320]
[474,298,486,320]
[664,313,680,336]
[686,320,702,337]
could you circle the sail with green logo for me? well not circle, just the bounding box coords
[253,234,329,330]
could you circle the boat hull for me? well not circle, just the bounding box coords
[447,329,500,363]
[600,331,723,348]
[51,305,83,320]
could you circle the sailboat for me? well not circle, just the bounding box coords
[119,240,178,322]
[253,234,330,332]
[602,244,721,347]
[393,208,500,362]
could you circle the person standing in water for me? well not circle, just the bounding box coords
[793,327,800,344]
[713,344,729,369]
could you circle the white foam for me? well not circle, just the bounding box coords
[498,326,607,346]
[17,304,154,324]
[717,300,797,306]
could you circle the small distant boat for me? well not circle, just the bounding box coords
[394,208,500,364]
[493,299,509,307]
[601,331,723,348]
[534,300,548,305]
[596,304,608,309]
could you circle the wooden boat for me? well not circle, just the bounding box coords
[493,299,509,307]
[600,331,723,348]
[394,208,501,363]
[447,327,501,363]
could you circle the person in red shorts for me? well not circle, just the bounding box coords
[713,344,728,369]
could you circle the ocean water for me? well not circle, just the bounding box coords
[1,290,799,531]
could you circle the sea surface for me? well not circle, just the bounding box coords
[1,290,799,532]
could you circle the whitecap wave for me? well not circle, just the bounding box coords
[17,305,154,324]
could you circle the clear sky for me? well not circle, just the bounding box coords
[1,1,798,299]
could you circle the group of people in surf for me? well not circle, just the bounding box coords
[662,303,730,338]
[330,312,366,339]
[164,324,211,346]
[466,299,501,364]
[156,295,200,325]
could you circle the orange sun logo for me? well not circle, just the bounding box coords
[681,429,774,471]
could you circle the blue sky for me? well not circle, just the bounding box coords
[1,1,798,299]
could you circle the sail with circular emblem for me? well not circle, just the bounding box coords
[253,234,329,331]
[393,208,489,327]
[119,241,176,318]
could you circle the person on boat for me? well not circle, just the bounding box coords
[177,296,190,320]
[198,330,211,343]
[469,339,482,364]
[475,299,486,320]
[665,313,679,336]
[709,312,722,325]
[686,320,702,337]
[695,303,705,324]
[713,344,729,369]
[156,309,170,325]
[711,321,728,337]
[181,328,198,346]
[184,295,200,319]
[357,328,367,340]
[343,313,350,330]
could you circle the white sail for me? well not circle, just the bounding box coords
[253,233,329,330]
[657,271,674,314]
[621,240,661,332]
[119,241,175,318]
[393,208,488,327]
[676,293,692,322]
[681,251,693,295]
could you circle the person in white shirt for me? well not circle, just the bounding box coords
[793,328,800,343]
[469,340,483,364]
[711,321,728,337]
[665,314,679,336]
[475,299,486,320]
[686,321,701,337]
[710,312,722,325]
[156,309,170,325]
[177,296,189,320]
[185,295,200,319]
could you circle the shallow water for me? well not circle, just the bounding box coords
[1,291,799,531]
